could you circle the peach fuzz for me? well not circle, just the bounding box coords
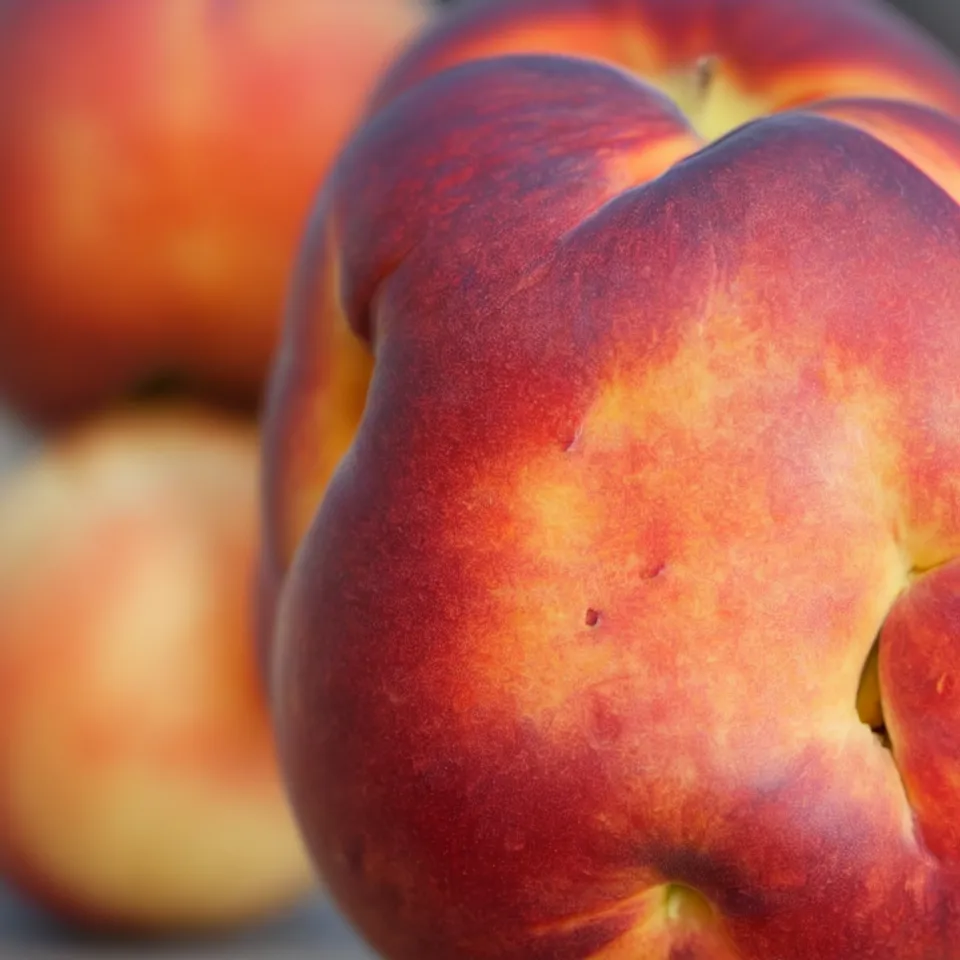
[0,406,314,934]
[0,0,431,426]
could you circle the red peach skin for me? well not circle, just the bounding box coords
[0,0,430,426]
[258,2,960,959]
[255,0,960,673]
[0,407,314,933]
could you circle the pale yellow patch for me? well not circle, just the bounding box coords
[612,27,775,143]
[85,510,217,728]
[650,59,773,144]
[459,303,916,780]
[664,59,960,147]
[461,435,671,731]
[662,882,716,926]
[511,463,603,560]
[817,348,960,574]
[582,311,773,449]
[0,411,314,928]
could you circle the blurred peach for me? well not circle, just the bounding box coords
[0,405,314,934]
[0,0,431,425]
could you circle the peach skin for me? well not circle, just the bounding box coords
[258,3,960,960]
[255,0,960,673]
[0,0,431,426]
[0,405,314,934]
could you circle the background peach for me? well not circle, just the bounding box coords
[0,0,430,426]
[0,406,314,934]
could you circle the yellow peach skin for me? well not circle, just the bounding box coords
[0,407,314,934]
[0,0,431,426]
[258,0,960,957]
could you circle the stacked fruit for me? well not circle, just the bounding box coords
[4,0,960,957]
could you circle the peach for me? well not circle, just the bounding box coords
[0,0,430,426]
[256,0,960,671]
[0,406,314,934]
[257,1,960,958]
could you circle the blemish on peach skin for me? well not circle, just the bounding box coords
[264,31,960,960]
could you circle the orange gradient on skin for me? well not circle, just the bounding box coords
[0,407,314,934]
[257,0,960,667]
[258,2,960,958]
[0,0,430,425]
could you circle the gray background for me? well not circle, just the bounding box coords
[1,0,959,954]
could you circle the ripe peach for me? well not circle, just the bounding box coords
[0,0,430,425]
[256,0,960,670]
[0,406,314,934]
[258,1,960,958]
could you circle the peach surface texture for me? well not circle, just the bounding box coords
[259,0,960,957]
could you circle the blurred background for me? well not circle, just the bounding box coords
[901,0,960,50]
[0,0,959,956]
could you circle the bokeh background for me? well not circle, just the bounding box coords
[1,0,959,956]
